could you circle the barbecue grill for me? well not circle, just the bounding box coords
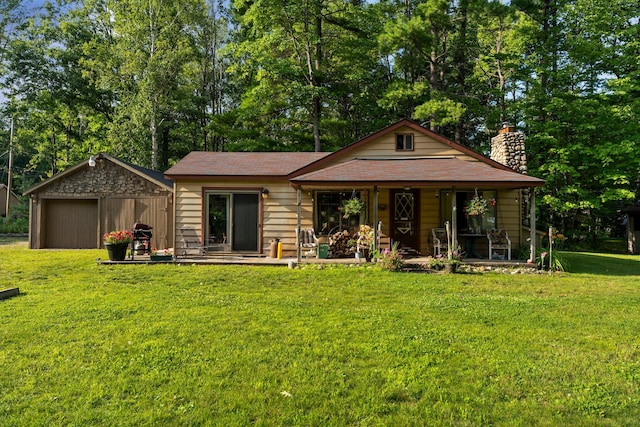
[131,222,153,258]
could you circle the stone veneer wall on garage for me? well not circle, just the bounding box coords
[38,160,170,197]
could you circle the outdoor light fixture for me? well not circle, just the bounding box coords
[261,189,269,199]
[88,156,96,167]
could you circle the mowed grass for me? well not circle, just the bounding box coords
[1,241,640,426]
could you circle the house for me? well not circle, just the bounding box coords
[24,153,174,249]
[1,183,21,218]
[164,119,545,260]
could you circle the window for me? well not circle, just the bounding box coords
[315,191,365,235]
[439,190,497,232]
[396,133,414,151]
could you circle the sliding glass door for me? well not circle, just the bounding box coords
[206,192,259,252]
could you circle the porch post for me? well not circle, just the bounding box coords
[373,186,379,253]
[529,188,536,262]
[451,187,457,251]
[296,187,302,263]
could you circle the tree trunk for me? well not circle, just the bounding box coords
[429,25,439,132]
[312,13,322,152]
[151,105,158,169]
[454,0,469,143]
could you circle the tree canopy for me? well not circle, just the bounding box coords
[0,0,638,239]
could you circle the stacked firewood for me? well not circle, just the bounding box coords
[328,230,355,258]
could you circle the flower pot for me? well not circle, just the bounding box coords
[444,263,458,274]
[105,242,129,261]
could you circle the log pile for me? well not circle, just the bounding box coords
[328,230,355,258]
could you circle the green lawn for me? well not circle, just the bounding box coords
[1,241,640,425]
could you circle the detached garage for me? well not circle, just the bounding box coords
[24,153,174,249]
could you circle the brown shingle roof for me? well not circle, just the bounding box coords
[164,151,331,178]
[290,157,545,187]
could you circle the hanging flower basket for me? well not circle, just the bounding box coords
[341,198,364,219]
[465,195,488,216]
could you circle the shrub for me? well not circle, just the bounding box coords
[426,257,445,271]
[534,248,567,271]
[378,242,404,272]
[0,216,28,234]
[0,203,29,234]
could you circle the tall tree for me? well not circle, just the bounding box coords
[1,2,108,182]
[514,0,640,234]
[378,0,473,137]
[228,0,376,152]
[99,0,202,168]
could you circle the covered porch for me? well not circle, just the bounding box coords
[290,157,545,263]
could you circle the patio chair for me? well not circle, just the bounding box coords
[178,226,208,257]
[298,228,319,259]
[432,228,449,256]
[487,229,511,260]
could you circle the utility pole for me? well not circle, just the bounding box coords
[5,118,14,218]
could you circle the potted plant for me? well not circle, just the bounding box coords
[103,230,133,261]
[444,249,462,273]
[150,248,173,262]
[356,224,374,260]
[341,198,364,219]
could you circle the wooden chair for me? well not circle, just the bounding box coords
[487,229,511,260]
[432,228,448,256]
[298,228,319,259]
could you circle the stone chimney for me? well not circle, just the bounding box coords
[490,123,527,174]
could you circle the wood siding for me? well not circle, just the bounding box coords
[334,125,479,163]
[176,185,527,258]
[419,189,441,255]
[175,180,308,256]
[103,196,172,250]
[377,188,521,256]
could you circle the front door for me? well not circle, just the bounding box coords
[391,189,420,251]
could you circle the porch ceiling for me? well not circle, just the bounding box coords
[290,157,545,188]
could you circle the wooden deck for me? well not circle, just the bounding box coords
[98,254,533,269]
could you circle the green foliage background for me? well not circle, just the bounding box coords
[0,0,638,238]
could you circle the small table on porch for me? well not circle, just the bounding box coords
[458,233,485,259]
